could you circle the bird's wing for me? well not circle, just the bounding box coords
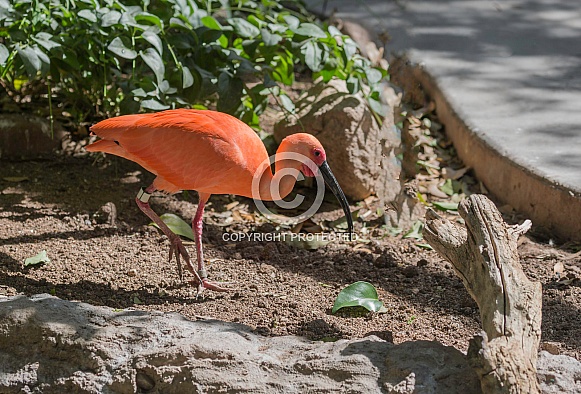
[88,109,268,195]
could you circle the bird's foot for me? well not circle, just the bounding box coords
[197,278,232,294]
[168,237,202,284]
[192,270,233,296]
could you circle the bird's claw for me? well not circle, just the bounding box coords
[168,237,202,285]
[193,278,233,297]
[167,236,231,295]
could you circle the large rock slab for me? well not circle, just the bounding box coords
[537,351,581,394]
[0,114,65,160]
[0,294,480,393]
[274,79,401,204]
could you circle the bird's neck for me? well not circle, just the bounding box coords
[256,154,302,202]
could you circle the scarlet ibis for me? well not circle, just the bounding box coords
[86,109,352,292]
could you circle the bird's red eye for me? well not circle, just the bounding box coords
[314,150,321,157]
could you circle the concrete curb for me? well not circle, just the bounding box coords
[390,58,581,242]
[336,17,581,242]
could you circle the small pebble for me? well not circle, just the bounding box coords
[417,259,429,267]
[127,269,137,277]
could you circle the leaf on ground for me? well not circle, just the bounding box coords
[24,250,50,266]
[427,182,448,198]
[151,213,195,241]
[443,166,470,180]
[332,281,384,314]
[328,210,359,230]
[438,179,454,196]
[432,201,459,211]
[403,221,424,240]
[3,176,29,182]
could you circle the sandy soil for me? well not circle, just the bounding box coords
[1,148,580,360]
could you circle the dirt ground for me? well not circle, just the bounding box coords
[1,140,580,361]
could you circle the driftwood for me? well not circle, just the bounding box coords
[424,194,542,394]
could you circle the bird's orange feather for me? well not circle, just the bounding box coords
[86,109,270,197]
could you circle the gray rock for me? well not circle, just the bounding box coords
[0,114,65,159]
[273,79,401,204]
[537,351,581,394]
[0,294,480,393]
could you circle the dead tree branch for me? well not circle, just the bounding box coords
[424,194,542,393]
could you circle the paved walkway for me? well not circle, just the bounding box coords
[307,0,581,240]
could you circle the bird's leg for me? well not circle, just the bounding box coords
[135,185,202,286]
[193,193,229,293]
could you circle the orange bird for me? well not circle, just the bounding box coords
[86,109,352,292]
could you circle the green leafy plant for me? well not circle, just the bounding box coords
[0,0,388,129]
[332,281,385,314]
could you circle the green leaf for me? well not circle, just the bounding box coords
[332,281,384,314]
[101,10,121,27]
[182,65,194,88]
[229,18,260,38]
[293,23,326,38]
[16,45,41,76]
[217,72,243,113]
[151,213,195,241]
[346,76,360,94]
[416,191,428,205]
[33,46,49,67]
[367,96,387,117]
[432,201,459,211]
[140,48,165,84]
[201,15,222,30]
[33,32,60,50]
[272,55,293,85]
[24,250,50,266]
[343,37,358,58]
[403,220,424,240]
[135,12,163,29]
[366,68,383,84]
[328,25,342,37]
[132,88,147,97]
[0,44,8,65]
[142,30,163,55]
[279,94,295,113]
[439,179,454,196]
[3,176,28,182]
[61,48,80,70]
[302,41,323,72]
[282,15,299,30]
[140,99,170,110]
[415,243,434,250]
[78,9,97,23]
[169,17,189,30]
[108,37,137,59]
[328,210,359,230]
[261,28,282,46]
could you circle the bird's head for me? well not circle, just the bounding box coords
[277,133,353,236]
[279,133,327,177]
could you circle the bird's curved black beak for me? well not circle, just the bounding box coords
[319,161,354,239]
